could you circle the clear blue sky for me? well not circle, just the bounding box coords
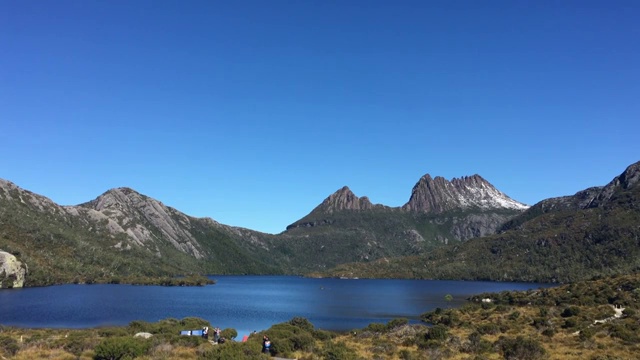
[1,1,638,234]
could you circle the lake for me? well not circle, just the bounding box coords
[0,276,550,338]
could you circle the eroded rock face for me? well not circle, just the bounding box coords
[403,174,529,213]
[318,186,374,213]
[79,187,205,259]
[0,251,27,288]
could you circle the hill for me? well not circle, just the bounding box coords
[0,180,281,286]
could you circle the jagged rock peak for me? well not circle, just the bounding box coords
[612,160,640,190]
[587,160,640,208]
[403,173,528,213]
[319,186,373,213]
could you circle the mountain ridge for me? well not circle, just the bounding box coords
[6,163,638,287]
[323,160,640,283]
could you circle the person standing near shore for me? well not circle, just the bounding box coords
[262,335,271,354]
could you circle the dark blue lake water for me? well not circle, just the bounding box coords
[0,276,550,338]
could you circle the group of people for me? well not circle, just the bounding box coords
[201,326,271,353]
[201,326,223,343]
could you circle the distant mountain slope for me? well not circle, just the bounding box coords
[324,161,640,283]
[278,174,528,272]
[0,180,280,286]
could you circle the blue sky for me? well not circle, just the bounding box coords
[1,1,638,234]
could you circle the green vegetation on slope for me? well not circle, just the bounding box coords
[0,186,280,287]
[322,163,640,283]
[277,207,521,273]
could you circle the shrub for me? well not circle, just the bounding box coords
[496,336,546,360]
[386,318,409,331]
[364,322,386,333]
[477,323,500,335]
[562,318,577,329]
[465,332,492,354]
[264,322,316,356]
[508,311,521,321]
[98,327,130,338]
[579,327,596,341]
[610,324,639,343]
[399,349,413,360]
[198,341,267,360]
[289,317,315,332]
[313,329,334,341]
[562,306,581,317]
[0,335,19,356]
[542,328,555,338]
[370,340,397,355]
[425,325,448,341]
[622,308,636,317]
[54,332,94,356]
[322,341,357,360]
[179,317,210,330]
[94,337,150,360]
[220,328,237,340]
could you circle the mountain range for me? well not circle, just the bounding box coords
[1,161,638,287]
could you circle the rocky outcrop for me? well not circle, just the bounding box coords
[587,161,640,208]
[79,188,205,259]
[0,251,27,288]
[449,213,518,240]
[402,174,528,213]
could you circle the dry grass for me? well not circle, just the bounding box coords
[11,348,76,360]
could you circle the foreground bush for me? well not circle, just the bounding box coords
[94,336,150,360]
[496,336,546,360]
[199,341,267,360]
[321,341,357,360]
[0,335,19,356]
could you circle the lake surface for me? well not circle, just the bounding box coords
[0,276,550,338]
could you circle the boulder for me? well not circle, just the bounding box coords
[134,332,153,339]
[0,251,28,288]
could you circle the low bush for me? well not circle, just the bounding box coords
[93,336,150,360]
[321,341,357,360]
[477,323,500,335]
[496,336,546,360]
[221,328,238,341]
[562,306,581,317]
[199,341,267,360]
[289,317,315,332]
[0,335,19,356]
[425,325,448,341]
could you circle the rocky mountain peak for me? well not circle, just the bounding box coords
[79,187,204,259]
[318,186,373,213]
[403,173,528,213]
[615,161,640,190]
[587,160,640,208]
[86,187,151,212]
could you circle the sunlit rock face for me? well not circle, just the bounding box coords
[0,251,27,288]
